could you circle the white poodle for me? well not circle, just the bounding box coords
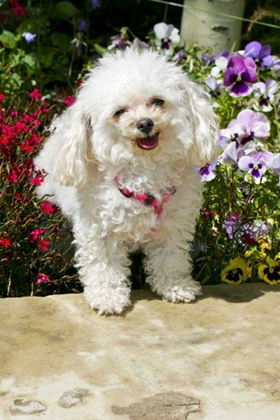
[34,48,219,315]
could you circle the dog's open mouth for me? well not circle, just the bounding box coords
[137,133,159,150]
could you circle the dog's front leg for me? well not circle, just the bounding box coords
[143,237,202,303]
[75,235,132,315]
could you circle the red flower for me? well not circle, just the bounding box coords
[0,93,5,102]
[10,0,27,17]
[36,106,49,114]
[0,237,12,248]
[38,239,50,250]
[242,233,255,245]
[7,169,19,182]
[36,272,50,284]
[40,201,55,215]
[64,96,75,106]
[29,88,42,101]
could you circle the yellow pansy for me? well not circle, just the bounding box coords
[258,257,280,285]
[221,257,248,285]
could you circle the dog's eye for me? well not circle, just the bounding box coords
[152,98,165,107]
[114,109,126,117]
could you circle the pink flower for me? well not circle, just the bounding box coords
[29,88,42,101]
[0,237,12,248]
[40,201,55,215]
[0,93,5,102]
[30,174,44,186]
[38,239,50,250]
[29,228,45,242]
[36,273,50,285]
[64,96,75,106]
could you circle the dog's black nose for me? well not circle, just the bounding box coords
[136,118,154,135]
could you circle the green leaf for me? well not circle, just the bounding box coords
[38,47,54,68]
[93,43,107,55]
[50,32,71,52]
[22,54,36,69]
[54,1,79,19]
[16,19,38,36]
[0,30,16,49]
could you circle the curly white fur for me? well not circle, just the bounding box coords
[34,48,219,315]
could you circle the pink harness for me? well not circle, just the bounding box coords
[115,176,176,217]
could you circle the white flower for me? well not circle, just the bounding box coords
[211,56,228,79]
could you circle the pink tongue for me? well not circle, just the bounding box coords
[138,136,159,150]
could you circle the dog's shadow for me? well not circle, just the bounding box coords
[199,282,280,303]
[129,251,280,306]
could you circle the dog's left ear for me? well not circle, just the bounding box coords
[182,79,220,167]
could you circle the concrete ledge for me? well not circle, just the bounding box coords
[1,284,280,419]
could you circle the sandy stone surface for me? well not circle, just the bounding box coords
[1,284,280,419]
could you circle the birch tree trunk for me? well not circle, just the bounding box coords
[180,0,245,55]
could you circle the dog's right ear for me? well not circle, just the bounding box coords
[51,102,92,187]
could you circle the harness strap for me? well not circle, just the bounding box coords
[115,176,176,217]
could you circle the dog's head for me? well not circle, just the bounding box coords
[50,48,220,187]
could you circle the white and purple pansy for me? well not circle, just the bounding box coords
[197,160,217,182]
[238,152,272,184]
[252,79,278,112]
[154,22,180,54]
[267,154,280,186]
[226,109,270,145]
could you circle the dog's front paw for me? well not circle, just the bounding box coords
[83,285,131,315]
[159,279,202,303]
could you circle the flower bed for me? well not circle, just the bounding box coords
[0,2,280,295]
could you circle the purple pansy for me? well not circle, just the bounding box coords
[23,32,36,43]
[252,79,278,112]
[244,41,274,69]
[197,160,217,182]
[224,55,258,97]
[238,153,269,183]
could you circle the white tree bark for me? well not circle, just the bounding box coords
[180,0,245,55]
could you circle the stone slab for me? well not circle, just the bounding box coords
[1,284,280,419]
